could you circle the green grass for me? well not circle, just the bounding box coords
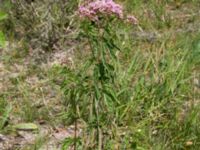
[0,0,200,149]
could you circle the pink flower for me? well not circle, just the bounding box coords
[78,0,123,21]
[79,6,98,21]
[78,0,138,25]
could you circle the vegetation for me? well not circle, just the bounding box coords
[0,0,199,149]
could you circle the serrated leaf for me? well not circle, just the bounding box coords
[14,123,38,131]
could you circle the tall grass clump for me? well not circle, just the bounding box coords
[0,3,8,47]
[3,0,79,57]
[61,0,138,149]
[0,96,11,131]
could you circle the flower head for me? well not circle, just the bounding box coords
[79,0,123,21]
[78,0,138,25]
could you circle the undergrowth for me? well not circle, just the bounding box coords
[0,0,199,150]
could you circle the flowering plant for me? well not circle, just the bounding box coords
[62,1,138,149]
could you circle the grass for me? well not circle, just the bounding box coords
[0,0,200,149]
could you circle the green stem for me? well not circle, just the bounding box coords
[94,98,102,150]
[74,118,77,150]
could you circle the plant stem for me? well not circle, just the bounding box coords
[74,118,77,150]
[94,98,102,150]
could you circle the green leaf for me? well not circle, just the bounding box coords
[0,31,6,47]
[61,137,81,150]
[0,11,8,21]
[0,105,12,129]
[14,123,38,131]
[61,137,74,150]
[103,87,120,104]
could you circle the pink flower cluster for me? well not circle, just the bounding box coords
[79,0,123,21]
